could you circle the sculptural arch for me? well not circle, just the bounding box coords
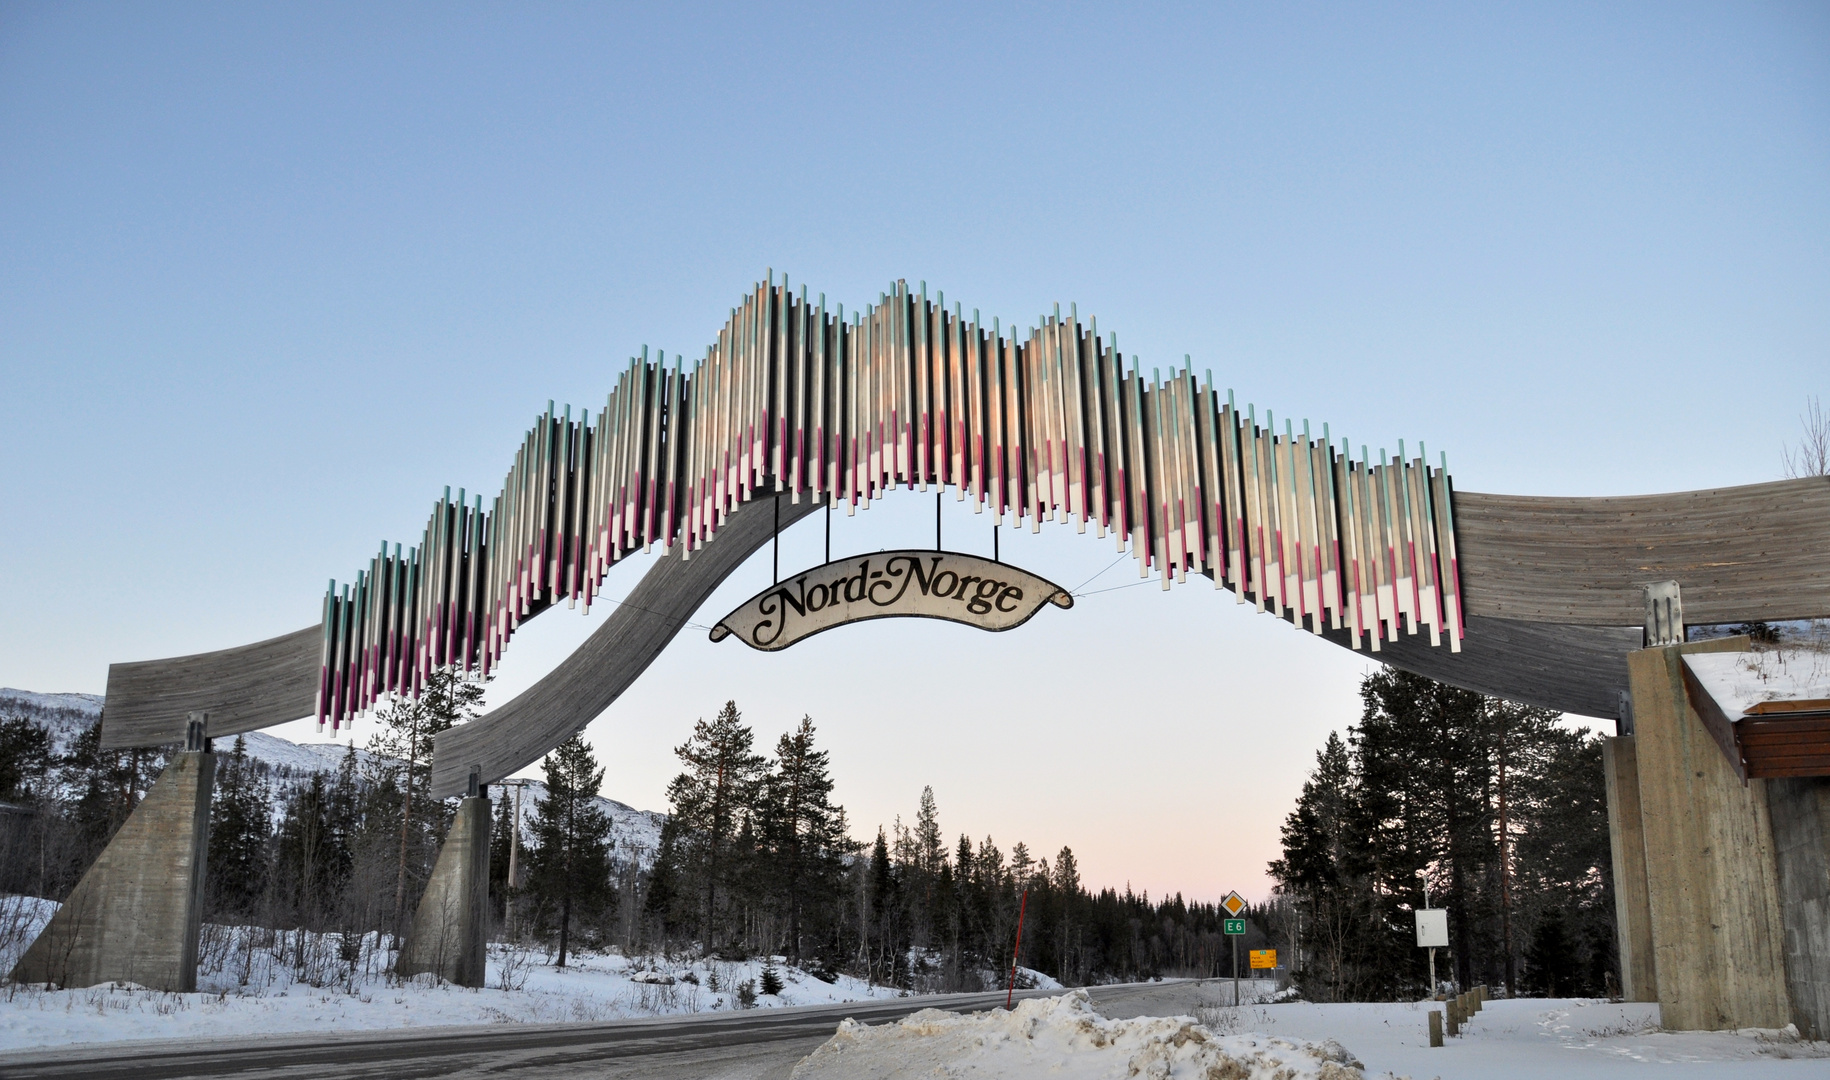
[96,276,1830,799]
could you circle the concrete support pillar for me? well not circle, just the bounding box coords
[1765,777,1830,1039]
[1630,642,1791,1030]
[9,750,214,991]
[1603,735,1657,1002]
[397,792,490,987]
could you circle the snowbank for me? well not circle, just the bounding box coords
[0,903,907,1050]
[790,990,1363,1080]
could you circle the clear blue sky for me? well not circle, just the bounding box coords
[3,3,1825,901]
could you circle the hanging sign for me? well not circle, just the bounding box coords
[710,550,1073,652]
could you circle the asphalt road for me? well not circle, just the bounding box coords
[0,981,1226,1080]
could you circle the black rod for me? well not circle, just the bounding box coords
[936,491,942,551]
[825,501,831,563]
[773,494,780,584]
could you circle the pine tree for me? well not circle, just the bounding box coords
[1053,846,1081,984]
[1523,912,1581,996]
[914,786,946,876]
[664,701,765,952]
[911,786,947,946]
[1010,841,1034,887]
[369,666,485,923]
[57,718,163,888]
[489,788,516,925]
[758,716,843,963]
[1268,730,1378,1000]
[646,816,684,935]
[525,735,615,967]
[207,735,271,917]
[273,771,352,927]
[0,715,52,802]
[1271,670,1614,1000]
[867,827,898,984]
[1514,728,1614,995]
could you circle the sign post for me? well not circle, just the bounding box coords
[1221,891,1247,1006]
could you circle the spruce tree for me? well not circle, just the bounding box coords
[489,788,516,925]
[0,715,51,802]
[1268,730,1377,1000]
[59,718,158,875]
[207,735,271,917]
[867,827,898,984]
[273,771,352,927]
[1271,669,1614,1000]
[664,701,765,952]
[1009,841,1034,887]
[911,786,947,946]
[525,735,614,967]
[645,816,684,936]
[759,716,843,963]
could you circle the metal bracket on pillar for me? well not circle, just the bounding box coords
[185,711,209,753]
[1642,580,1684,647]
[467,765,481,799]
[1616,690,1634,737]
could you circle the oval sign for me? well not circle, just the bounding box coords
[710,550,1072,652]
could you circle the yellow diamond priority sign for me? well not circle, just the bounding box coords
[1221,891,1246,918]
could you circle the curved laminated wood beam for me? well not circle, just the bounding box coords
[428,494,818,799]
[101,626,319,748]
[1320,615,1644,720]
[1455,477,1830,626]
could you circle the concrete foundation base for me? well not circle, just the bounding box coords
[1627,642,1791,1030]
[1603,735,1657,1002]
[9,750,214,991]
[1767,776,1830,1039]
[397,793,490,987]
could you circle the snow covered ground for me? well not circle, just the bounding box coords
[0,950,904,1051]
[792,990,1361,1079]
[782,980,1830,1079]
[0,894,1065,1052]
[1186,996,1830,1078]
[0,899,909,1049]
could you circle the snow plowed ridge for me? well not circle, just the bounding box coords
[790,990,1363,1080]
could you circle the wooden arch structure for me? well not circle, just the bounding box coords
[97,276,1830,801]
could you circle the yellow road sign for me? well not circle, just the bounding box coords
[1250,949,1277,969]
[1221,891,1246,917]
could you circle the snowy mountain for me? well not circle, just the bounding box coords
[0,688,667,865]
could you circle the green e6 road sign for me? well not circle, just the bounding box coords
[1223,918,1246,935]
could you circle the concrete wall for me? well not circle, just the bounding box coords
[1766,777,1830,1039]
[1603,735,1657,1002]
[1629,643,1791,1030]
[9,751,213,991]
[397,794,490,987]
